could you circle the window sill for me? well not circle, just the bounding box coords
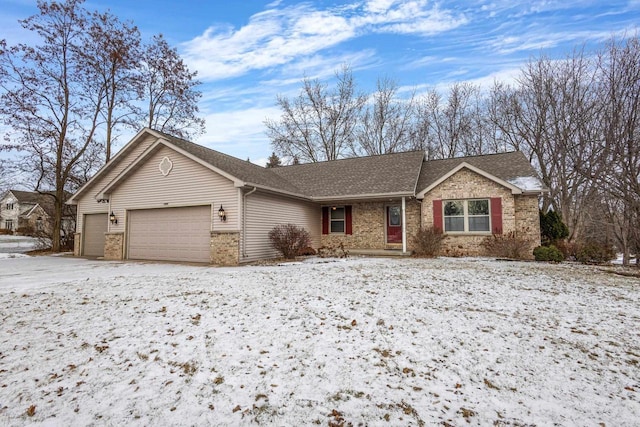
[444,232,492,236]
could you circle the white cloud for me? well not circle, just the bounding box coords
[182,1,467,82]
[182,4,355,81]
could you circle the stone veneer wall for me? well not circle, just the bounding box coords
[421,168,520,257]
[211,231,240,265]
[320,199,421,251]
[74,232,81,256]
[104,232,124,260]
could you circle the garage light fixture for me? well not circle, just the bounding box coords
[109,211,118,225]
[218,205,226,222]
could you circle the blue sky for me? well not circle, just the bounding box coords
[1,0,639,165]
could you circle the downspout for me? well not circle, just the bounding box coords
[402,196,407,253]
[242,187,257,258]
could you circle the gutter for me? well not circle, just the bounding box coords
[242,186,258,258]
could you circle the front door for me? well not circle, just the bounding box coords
[386,205,402,243]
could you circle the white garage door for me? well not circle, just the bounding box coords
[128,206,211,262]
[83,213,108,257]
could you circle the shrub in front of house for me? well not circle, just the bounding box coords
[481,229,533,260]
[533,245,564,262]
[0,228,12,235]
[297,246,317,256]
[412,226,445,258]
[317,243,349,258]
[268,224,312,259]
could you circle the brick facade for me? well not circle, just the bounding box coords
[320,199,421,251]
[515,194,542,257]
[421,168,540,258]
[104,232,124,260]
[211,231,240,266]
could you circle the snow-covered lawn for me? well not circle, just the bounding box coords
[0,255,638,426]
[0,235,41,255]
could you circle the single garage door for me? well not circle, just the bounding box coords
[83,213,108,257]
[128,206,211,262]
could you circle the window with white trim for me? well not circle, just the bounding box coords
[5,203,14,210]
[330,207,345,233]
[443,199,490,233]
[5,219,13,231]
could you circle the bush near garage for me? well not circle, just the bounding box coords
[268,224,312,259]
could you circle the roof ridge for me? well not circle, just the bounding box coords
[425,150,521,163]
[279,149,425,169]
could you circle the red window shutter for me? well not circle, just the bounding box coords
[322,207,329,235]
[491,197,503,234]
[433,200,443,232]
[345,205,352,235]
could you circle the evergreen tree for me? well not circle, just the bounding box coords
[265,152,282,168]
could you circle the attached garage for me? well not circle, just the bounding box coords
[127,205,212,262]
[83,213,108,257]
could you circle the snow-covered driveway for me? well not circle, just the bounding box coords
[0,255,638,426]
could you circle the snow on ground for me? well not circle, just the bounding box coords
[0,255,638,426]
[0,236,41,255]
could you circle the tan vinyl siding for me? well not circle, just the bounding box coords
[111,146,238,238]
[75,134,157,232]
[243,191,320,263]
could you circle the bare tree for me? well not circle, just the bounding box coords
[81,10,141,162]
[489,51,602,239]
[0,0,105,251]
[354,77,416,156]
[265,65,367,162]
[140,34,205,140]
[591,36,640,265]
[413,82,484,159]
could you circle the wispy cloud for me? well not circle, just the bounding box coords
[182,0,467,81]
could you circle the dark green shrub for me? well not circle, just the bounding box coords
[533,245,564,262]
[268,224,311,259]
[540,210,569,245]
[576,241,616,264]
[412,226,445,257]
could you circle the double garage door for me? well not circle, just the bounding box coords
[128,206,212,263]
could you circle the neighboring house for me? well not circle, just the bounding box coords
[0,190,76,239]
[68,128,546,265]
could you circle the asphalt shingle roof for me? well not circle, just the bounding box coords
[75,129,543,203]
[8,190,57,217]
[417,151,545,193]
[270,150,426,199]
